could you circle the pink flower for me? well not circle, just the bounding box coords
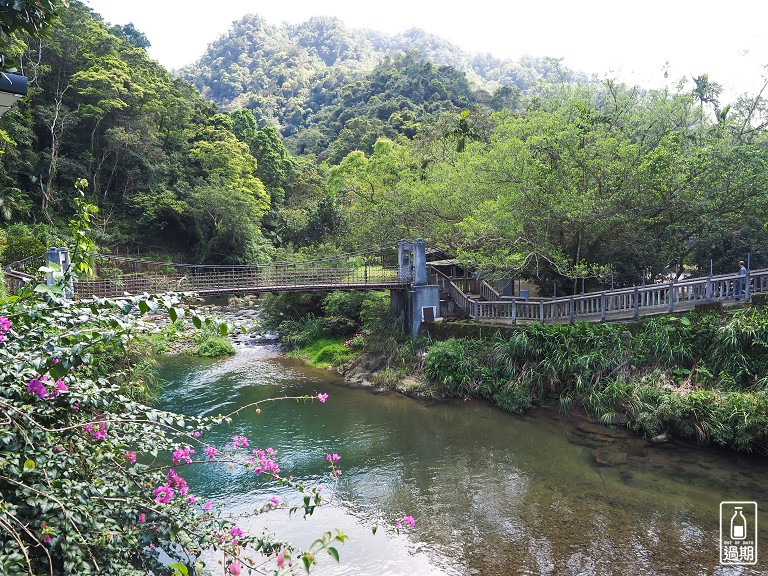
[153,485,174,504]
[172,446,194,465]
[124,451,137,464]
[227,560,242,576]
[192,431,201,438]
[229,526,243,538]
[53,380,68,395]
[270,496,280,506]
[187,496,197,504]
[204,501,212,511]
[0,316,10,331]
[325,453,340,463]
[204,446,218,460]
[317,392,328,403]
[252,448,280,475]
[27,378,46,398]
[277,552,285,568]
[402,515,416,527]
[168,469,189,495]
[232,435,249,448]
[84,422,107,440]
[138,513,146,523]
[43,534,52,544]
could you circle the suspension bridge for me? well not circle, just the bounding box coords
[4,240,768,335]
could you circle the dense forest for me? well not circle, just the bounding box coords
[1,1,767,291]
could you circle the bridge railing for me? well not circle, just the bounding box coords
[436,268,768,323]
[69,254,407,298]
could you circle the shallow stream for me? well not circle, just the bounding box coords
[158,345,768,575]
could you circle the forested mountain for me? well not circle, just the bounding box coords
[181,14,587,160]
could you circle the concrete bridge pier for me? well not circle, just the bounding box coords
[391,238,441,337]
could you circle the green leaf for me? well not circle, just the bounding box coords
[168,307,178,322]
[680,316,692,326]
[309,539,324,552]
[218,323,228,336]
[192,316,202,329]
[168,563,189,576]
[23,459,35,471]
[138,300,150,314]
[327,547,340,563]
[302,555,311,573]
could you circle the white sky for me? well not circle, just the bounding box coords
[84,0,768,103]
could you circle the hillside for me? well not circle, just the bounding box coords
[180,14,590,159]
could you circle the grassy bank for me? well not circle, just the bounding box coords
[285,336,354,368]
[262,291,768,453]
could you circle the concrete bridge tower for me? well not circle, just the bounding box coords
[391,238,441,336]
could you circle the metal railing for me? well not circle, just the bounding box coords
[431,267,768,324]
[3,247,409,298]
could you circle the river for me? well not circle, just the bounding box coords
[158,345,768,575]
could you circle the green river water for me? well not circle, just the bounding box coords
[158,345,768,576]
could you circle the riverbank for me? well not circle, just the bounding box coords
[334,306,768,455]
[166,294,768,455]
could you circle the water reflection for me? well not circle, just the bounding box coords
[158,346,768,575]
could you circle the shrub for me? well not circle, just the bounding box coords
[195,334,236,357]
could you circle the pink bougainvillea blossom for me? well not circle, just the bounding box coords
[204,501,212,511]
[317,392,328,403]
[27,378,46,398]
[124,451,137,464]
[138,513,146,523]
[325,453,340,463]
[232,435,249,448]
[153,485,174,504]
[252,448,280,475]
[192,430,201,438]
[52,380,68,396]
[167,469,189,496]
[84,422,107,440]
[0,316,11,331]
[227,560,242,576]
[172,446,194,465]
[270,496,280,506]
[402,515,416,527]
[204,446,219,460]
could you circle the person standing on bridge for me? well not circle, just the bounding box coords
[735,260,747,301]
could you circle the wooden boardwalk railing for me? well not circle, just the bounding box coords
[431,267,768,324]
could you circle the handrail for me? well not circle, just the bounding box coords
[431,267,768,324]
[479,279,500,301]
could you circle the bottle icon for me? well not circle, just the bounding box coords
[731,507,747,540]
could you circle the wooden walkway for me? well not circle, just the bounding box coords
[431,267,768,324]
